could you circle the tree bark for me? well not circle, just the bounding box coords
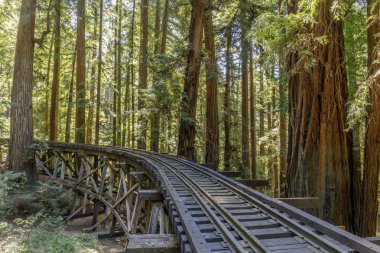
[65,49,76,143]
[137,0,149,150]
[86,4,98,144]
[240,0,250,174]
[249,48,257,178]
[44,38,53,138]
[8,0,37,183]
[286,0,353,226]
[75,0,86,144]
[358,0,380,237]
[204,0,219,168]
[177,0,204,160]
[224,25,232,171]
[150,0,161,152]
[95,0,103,145]
[49,0,61,141]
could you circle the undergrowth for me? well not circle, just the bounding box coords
[0,171,104,253]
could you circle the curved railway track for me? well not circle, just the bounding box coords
[8,141,380,253]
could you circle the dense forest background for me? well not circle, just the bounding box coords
[0,0,379,238]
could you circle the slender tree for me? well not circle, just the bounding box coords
[49,0,61,141]
[358,0,380,237]
[8,0,37,183]
[45,38,53,137]
[249,49,257,178]
[137,0,149,150]
[224,25,232,171]
[64,48,76,143]
[75,0,86,144]
[86,4,98,144]
[204,0,219,168]
[177,0,204,160]
[95,0,103,145]
[240,0,250,174]
[150,0,161,152]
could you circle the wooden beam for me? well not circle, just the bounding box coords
[139,190,163,201]
[219,171,242,178]
[276,197,320,209]
[127,234,179,253]
[237,179,269,187]
[200,163,216,170]
[365,237,380,246]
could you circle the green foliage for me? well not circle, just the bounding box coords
[21,232,100,253]
[0,171,70,218]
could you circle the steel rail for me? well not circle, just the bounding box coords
[26,142,380,253]
[168,155,377,253]
[143,153,259,253]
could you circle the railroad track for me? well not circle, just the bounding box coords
[2,141,379,253]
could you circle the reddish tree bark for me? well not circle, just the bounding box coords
[75,0,86,144]
[224,25,232,171]
[358,0,380,237]
[240,0,250,174]
[137,0,149,150]
[204,0,219,168]
[49,0,61,141]
[8,0,37,183]
[287,0,353,226]
[177,0,204,160]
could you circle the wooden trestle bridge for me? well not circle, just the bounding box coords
[2,141,380,253]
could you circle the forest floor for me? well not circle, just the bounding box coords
[0,171,124,253]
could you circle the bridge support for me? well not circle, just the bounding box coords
[33,146,174,251]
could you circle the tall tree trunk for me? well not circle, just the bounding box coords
[116,0,122,146]
[44,38,53,138]
[112,6,118,146]
[95,0,103,145]
[204,0,219,168]
[8,0,37,183]
[286,0,353,226]
[75,0,86,144]
[86,5,98,144]
[279,54,287,197]
[240,0,250,174]
[49,0,61,141]
[177,0,204,160]
[358,0,380,237]
[65,49,76,143]
[259,63,265,157]
[131,0,136,148]
[137,0,149,150]
[271,70,279,197]
[150,0,161,152]
[249,48,257,178]
[224,25,232,171]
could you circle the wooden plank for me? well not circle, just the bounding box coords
[200,163,217,170]
[127,234,179,253]
[219,171,242,178]
[365,237,380,246]
[138,190,163,201]
[237,179,269,187]
[276,197,320,209]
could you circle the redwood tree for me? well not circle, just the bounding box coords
[8,0,37,183]
[358,0,380,237]
[137,0,149,150]
[240,0,250,173]
[287,0,353,226]
[177,0,204,160]
[75,0,86,144]
[204,0,219,168]
[49,0,61,141]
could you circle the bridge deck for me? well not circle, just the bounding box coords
[23,142,380,252]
